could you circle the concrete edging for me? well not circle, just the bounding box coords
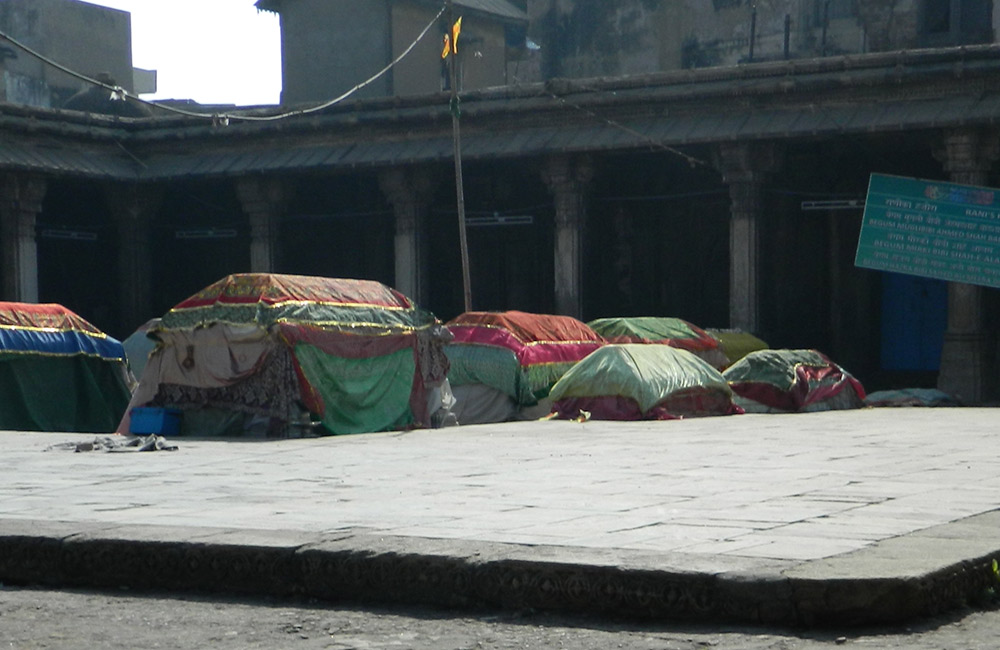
[1,514,998,626]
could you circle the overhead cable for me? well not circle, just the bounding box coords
[0,3,446,124]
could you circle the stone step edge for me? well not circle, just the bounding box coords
[0,517,997,627]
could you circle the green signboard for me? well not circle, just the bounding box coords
[855,173,1000,288]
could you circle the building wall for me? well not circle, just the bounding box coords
[0,0,133,108]
[391,3,444,96]
[446,10,510,92]
[529,0,994,79]
[276,0,392,105]
[529,0,668,79]
[276,0,514,103]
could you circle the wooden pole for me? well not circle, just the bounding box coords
[447,0,473,312]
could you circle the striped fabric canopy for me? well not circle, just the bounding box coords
[158,273,439,334]
[446,310,604,403]
[0,302,123,361]
[128,274,452,437]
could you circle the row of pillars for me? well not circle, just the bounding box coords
[712,129,1000,404]
[0,130,996,401]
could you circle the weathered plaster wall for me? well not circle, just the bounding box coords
[0,0,132,107]
[391,2,445,97]
[276,0,516,102]
[527,0,994,80]
[392,3,510,96]
[277,0,392,105]
[530,0,667,79]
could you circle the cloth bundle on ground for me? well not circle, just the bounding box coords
[547,344,743,421]
[0,302,131,432]
[588,316,729,369]
[118,274,452,437]
[722,349,866,413]
[864,388,959,408]
[445,310,605,424]
[706,328,769,367]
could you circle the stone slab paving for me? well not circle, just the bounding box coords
[1,408,999,625]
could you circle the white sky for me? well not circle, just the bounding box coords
[81,0,282,106]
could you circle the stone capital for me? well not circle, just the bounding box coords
[235,177,290,214]
[105,184,163,224]
[541,155,594,194]
[378,167,438,234]
[542,155,594,228]
[1,173,47,215]
[713,141,783,186]
[934,129,1000,186]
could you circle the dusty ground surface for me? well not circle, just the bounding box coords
[1,586,999,649]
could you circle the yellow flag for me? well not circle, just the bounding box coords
[452,17,462,54]
[441,34,451,59]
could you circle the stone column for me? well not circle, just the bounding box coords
[107,184,162,330]
[542,155,593,319]
[378,167,436,304]
[0,174,47,303]
[935,128,1000,404]
[714,142,782,334]
[235,178,288,273]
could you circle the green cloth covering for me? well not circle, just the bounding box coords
[0,355,131,432]
[523,362,580,401]
[549,344,731,414]
[722,349,827,389]
[444,344,538,405]
[589,317,703,343]
[707,329,769,365]
[293,343,416,435]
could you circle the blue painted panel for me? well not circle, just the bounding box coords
[880,272,947,371]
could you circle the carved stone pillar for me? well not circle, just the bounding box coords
[935,128,1000,404]
[542,155,593,318]
[0,174,47,303]
[107,184,162,330]
[715,142,782,334]
[379,167,436,304]
[235,178,288,273]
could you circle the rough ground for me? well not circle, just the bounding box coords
[1,586,998,650]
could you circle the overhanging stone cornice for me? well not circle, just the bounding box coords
[1,44,999,181]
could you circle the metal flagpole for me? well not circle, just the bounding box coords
[446,0,473,312]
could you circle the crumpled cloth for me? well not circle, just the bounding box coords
[46,435,179,453]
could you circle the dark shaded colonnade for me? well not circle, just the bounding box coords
[2,46,1000,400]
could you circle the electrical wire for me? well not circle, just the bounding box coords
[545,90,707,169]
[0,1,708,173]
[0,3,447,124]
[223,4,447,122]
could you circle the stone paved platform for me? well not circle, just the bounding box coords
[1,408,999,625]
